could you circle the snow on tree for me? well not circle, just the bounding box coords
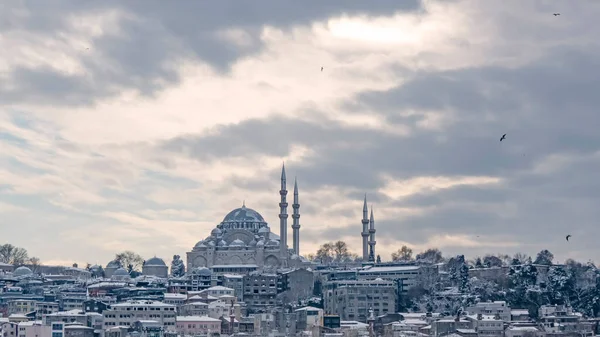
[170,255,186,277]
[546,265,575,305]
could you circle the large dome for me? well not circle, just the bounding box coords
[222,204,265,224]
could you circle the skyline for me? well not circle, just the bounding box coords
[1,0,600,266]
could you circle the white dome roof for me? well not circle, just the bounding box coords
[258,226,270,233]
[230,239,245,247]
[13,266,32,277]
[222,204,265,223]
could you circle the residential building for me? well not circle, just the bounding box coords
[102,301,176,329]
[175,316,221,336]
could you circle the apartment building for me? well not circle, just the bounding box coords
[323,279,396,322]
[102,300,176,329]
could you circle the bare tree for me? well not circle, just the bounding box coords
[391,246,413,261]
[333,241,350,262]
[114,251,145,272]
[316,242,334,264]
[28,257,41,273]
[0,244,30,266]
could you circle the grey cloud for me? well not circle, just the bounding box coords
[1,0,422,106]
[158,34,600,259]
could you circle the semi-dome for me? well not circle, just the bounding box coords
[230,239,245,247]
[144,257,166,266]
[258,226,270,234]
[218,240,228,247]
[211,228,222,236]
[222,204,266,224]
[13,266,32,277]
[256,239,265,247]
[249,239,257,247]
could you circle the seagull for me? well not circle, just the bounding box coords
[500,134,506,142]
[566,234,571,241]
[321,66,324,72]
[553,13,560,16]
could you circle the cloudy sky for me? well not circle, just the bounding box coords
[1,0,599,267]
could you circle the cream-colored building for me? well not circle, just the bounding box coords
[175,316,221,336]
[102,301,176,329]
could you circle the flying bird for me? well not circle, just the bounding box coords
[553,13,560,16]
[500,134,506,142]
[321,66,324,72]
[566,234,571,241]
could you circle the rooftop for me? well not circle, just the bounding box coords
[176,316,221,322]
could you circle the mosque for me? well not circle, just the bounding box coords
[186,164,309,272]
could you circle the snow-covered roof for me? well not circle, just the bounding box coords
[0,262,13,267]
[511,310,529,315]
[359,266,420,273]
[111,300,174,308]
[46,310,86,316]
[87,281,129,289]
[176,316,221,322]
[205,286,234,291]
[211,264,258,268]
[163,293,187,299]
[222,273,244,278]
[340,321,369,329]
[508,327,539,331]
[401,319,428,325]
[295,306,323,312]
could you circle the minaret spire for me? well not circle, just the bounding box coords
[292,177,301,255]
[361,194,369,261]
[279,163,289,264]
[368,205,376,263]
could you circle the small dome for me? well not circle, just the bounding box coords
[144,257,166,266]
[211,228,222,236]
[194,240,206,248]
[256,239,265,247]
[258,226,270,234]
[89,264,102,270]
[113,268,129,276]
[194,267,212,276]
[218,240,227,247]
[230,239,245,247]
[291,254,299,260]
[207,240,215,247]
[266,239,279,247]
[13,266,33,277]
[106,260,121,268]
[249,239,257,247]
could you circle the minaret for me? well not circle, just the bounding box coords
[361,194,369,261]
[368,206,376,263]
[279,163,289,260]
[292,177,301,255]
